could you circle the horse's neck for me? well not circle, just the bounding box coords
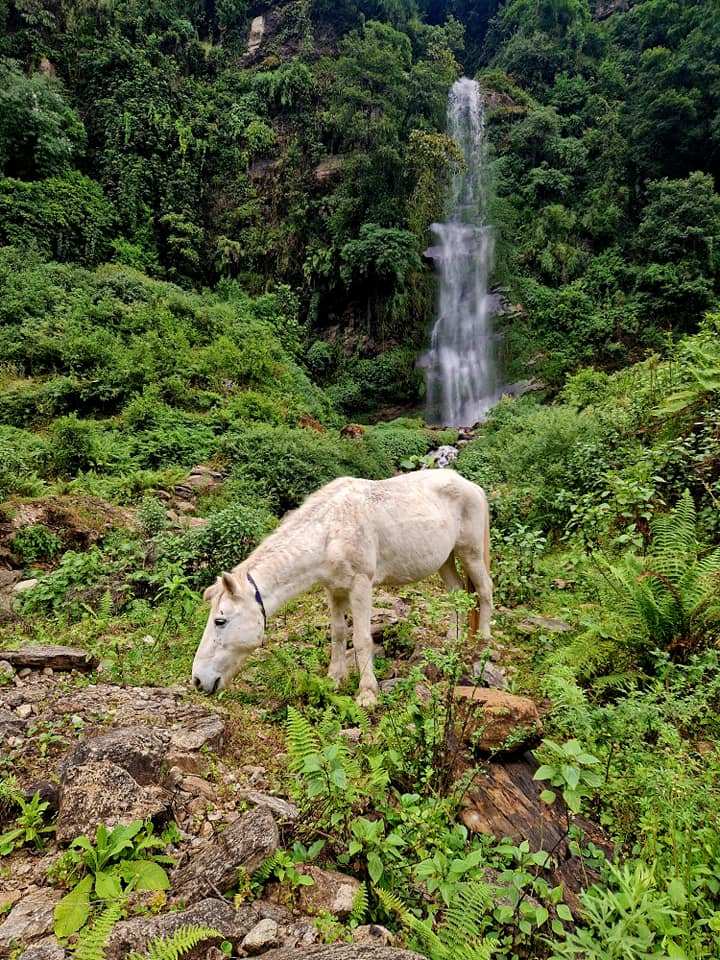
[237,526,325,617]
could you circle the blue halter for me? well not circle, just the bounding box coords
[246,571,267,629]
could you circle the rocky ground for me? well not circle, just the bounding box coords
[0,620,605,960]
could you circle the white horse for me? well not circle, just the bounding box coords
[192,470,492,707]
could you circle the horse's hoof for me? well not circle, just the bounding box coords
[355,689,378,709]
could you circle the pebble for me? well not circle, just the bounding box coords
[15,704,33,720]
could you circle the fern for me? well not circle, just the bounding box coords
[252,851,280,885]
[375,883,497,960]
[349,881,369,925]
[126,924,222,960]
[285,705,323,776]
[603,490,720,655]
[73,901,124,960]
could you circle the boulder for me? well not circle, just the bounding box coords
[1,645,98,672]
[56,760,171,844]
[259,947,425,960]
[105,898,257,960]
[453,686,542,752]
[0,889,63,955]
[171,806,279,904]
[295,866,362,919]
[58,725,169,785]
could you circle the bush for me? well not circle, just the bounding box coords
[221,424,391,512]
[455,397,617,532]
[0,426,49,499]
[10,524,62,565]
[167,502,275,584]
[47,415,112,476]
[366,427,431,468]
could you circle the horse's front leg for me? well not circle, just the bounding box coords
[327,591,350,687]
[349,576,379,708]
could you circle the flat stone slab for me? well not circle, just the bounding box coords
[0,889,63,955]
[2,645,98,671]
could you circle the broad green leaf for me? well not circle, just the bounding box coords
[121,859,170,891]
[667,878,687,905]
[367,852,383,884]
[540,789,556,805]
[54,875,93,938]
[533,765,556,782]
[95,869,124,899]
[557,903,573,922]
[561,764,581,790]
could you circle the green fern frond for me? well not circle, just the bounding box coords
[375,884,496,960]
[252,852,280,885]
[349,881,369,925]
[285,705,322,774]
[74,900,125,960]
[441,881,495,953]
[126,924,222,960]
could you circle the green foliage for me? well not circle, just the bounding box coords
[10,523,61,565]
[549,860,683,960]
[126,925,223,960]
[601,490,720,657]
[0,790,55,854]
[533,738,602,814]
[52,820,173,939]
[221,424,390,512]
[167,502,274,584]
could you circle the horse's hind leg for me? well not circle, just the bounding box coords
[439,553,465,641]
[349,575,379,708]
[458,548,493,640]
[327,591,350,686]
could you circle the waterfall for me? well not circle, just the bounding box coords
[424,77,501,427]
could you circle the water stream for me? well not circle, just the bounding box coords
[423,77,502,427]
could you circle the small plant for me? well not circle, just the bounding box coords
[137,496,168,537]
[10,523,62,565]
[52,820,174,938]
[0,790,55,854]
[533,739,603,814]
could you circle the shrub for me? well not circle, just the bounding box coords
[366,427,431,468]
[221,424,391,512]
[0,426,49,498]
[167,502,275,584]
[47,415,111,476]
[10,524,62,565]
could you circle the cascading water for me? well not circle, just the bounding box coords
[424,77,501,427]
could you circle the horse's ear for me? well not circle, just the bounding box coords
[203,580,221,602]
[221,571,241,596]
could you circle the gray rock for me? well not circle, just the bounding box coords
[353,925,394,946]
[168,715,225,753]
[56,760,171,844]
[1,645,98,671]
[242,918,280,955]
[516,616,572,634]
[57,725,169,785]
[19,939,67,960]
[259,947,425,960]
[0,889,63,955]
[172,806,279,904]
[473,661,508,689]
[105,898,258,960]
[13,579,39,594]
[296,866,361,919]
[0,707,27,738]
[237,791,300,822]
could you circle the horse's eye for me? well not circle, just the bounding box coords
[214,616,227,627]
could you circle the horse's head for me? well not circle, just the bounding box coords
[192,571,265,695]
